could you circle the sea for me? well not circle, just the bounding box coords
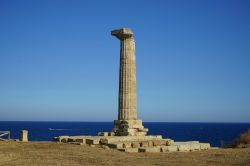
[0,121,250,147]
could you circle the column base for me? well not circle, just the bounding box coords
[112,120,148,136]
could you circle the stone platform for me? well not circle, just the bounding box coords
[54,135,211,153]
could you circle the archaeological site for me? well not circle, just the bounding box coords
[54,28,211,153]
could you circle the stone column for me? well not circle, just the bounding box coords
[111,28,148,136]
[112,28,137,120]
[20,130,28,142]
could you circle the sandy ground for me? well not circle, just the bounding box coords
[0,141,250,166]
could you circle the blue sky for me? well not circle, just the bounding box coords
[0,0,249,122]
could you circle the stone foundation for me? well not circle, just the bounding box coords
[54,135,211,153]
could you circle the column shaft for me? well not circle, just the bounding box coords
[118,37,137,120]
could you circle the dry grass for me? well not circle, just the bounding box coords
[0,141,250,166]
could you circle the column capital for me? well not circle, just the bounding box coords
[111,28,133,40]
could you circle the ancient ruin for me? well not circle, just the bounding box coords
[20,130,28,142]
[111,28,148,137]
[55,28,211,152]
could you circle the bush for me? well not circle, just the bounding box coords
[229,130,250,148]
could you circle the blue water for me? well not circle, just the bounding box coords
[0,121,250,147]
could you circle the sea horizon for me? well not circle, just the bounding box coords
[1,121,250,147]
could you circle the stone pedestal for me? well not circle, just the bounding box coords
[113,120,148,136]
[111,28,148,136]
[20,130,28,142]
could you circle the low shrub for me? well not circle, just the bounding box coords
[229,130,250,148]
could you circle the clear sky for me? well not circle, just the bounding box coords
[0,0,249,122]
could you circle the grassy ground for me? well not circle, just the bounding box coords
[0,141,250,166]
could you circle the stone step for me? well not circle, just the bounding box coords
[100,135,162,144]
[57,135,211,153]
[107,139,173,149]
[139,147,161,153]
[118,148,139,153]
[161,145,178,152]
[172,141,211,151]
[86,138,101,145]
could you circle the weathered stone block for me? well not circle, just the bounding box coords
[178,144,191,152]
[108,143,123,149]
[58,136,69,143]
[148,140,153,147]
[123,142,132,148]
[140,141,149,147]
[113,120,148,136]
[153,140,166,146]
[20,130,28,142]
[100,136,162,144]
[161,145,178,152]
[75,138,86,144]
[164,139,174,146]
[68,138,76,142]
[200,143,210,150]
[136,131,147,136]
[139,147,161,153]
[190,144,201,151]
[131,142,140,148]
[86,138,100,145]
[108,132,115,136]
